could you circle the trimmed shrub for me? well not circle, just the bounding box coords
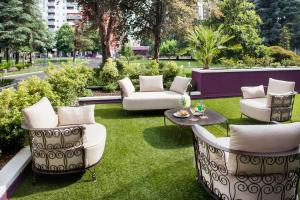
[103,83,118,92]
[255,56,273,67]
[270,62,281,68]
[268,46,300,63]
[100,58,119,91]
[243,55,256,67]
[116,60,125,72]
[46,63,93,105]
[146,60,160,76]
[162,61,182,86]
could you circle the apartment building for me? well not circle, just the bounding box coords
[38,0,81,31]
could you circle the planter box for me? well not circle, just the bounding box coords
[192,68,300,98]
[0,147,31,200]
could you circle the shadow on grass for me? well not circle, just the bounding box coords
[143,126,193,149]
[12,171,88,198]
[95,106,165,120]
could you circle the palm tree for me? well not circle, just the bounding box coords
[186,25,234,69]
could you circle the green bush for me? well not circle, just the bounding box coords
[103,83,118,92]
[122,63,146,80]
[15,64,25,71]
[255,56,273,67]
[146,60,160,76]
[162,61,182,85]
[243,55,256,67]
[115,60,125,72]
[268,46,300,63]
[99,58,119,91]
[270,62,281,68]
[46,63,93,105]
[220,58,236,68]
[281,59,300,67]
[0,76,59,152]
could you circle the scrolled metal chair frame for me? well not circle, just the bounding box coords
[192,126,300,200]
[241,86,297,122]
[22,124,100,182]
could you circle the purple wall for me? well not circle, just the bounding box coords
[192,68,300,98]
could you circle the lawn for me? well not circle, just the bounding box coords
[11,96,300,200]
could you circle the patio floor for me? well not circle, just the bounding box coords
[11,96,300,200]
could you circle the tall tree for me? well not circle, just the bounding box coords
[279,26,291,50]
[123,0,197,61]
[72,21,93,62]
[55,23,74,55]
[0,0,30,62]
[76,0,127,65]
[255,0,300,50]
[209,0,263,57]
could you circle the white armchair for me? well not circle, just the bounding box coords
[22,97,106,182]
[192,123,300,200]
[240,78,296,122]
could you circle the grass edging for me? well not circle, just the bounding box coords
[0,146,31,200]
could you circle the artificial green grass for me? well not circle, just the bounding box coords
[11,96,300,200]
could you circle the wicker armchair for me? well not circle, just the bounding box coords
[240,78,296,122]
[21,97,106,182]
[192,124,300,200]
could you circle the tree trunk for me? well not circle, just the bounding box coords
[5,48,10,62]
[0,49,2,63]
[153,0,163,61]
[15,52,20,64]
[203,59,209,69]
[73,50,76,63]
[99,14,113,67]
[29,52,32,64]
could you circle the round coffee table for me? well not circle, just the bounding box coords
[164,108,229,135]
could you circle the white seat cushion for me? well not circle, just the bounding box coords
[57,105,95,126]
[240,98,271,122]
[139,75,164,92]
[241,85,265,99]
[170,76,192,94]
[83,123,106,167]
[118,77,135,97]
[22,97,58,128]
[266,78,295,107]
[123,91,191,110]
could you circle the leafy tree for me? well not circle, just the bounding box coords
[186,25,235,69]
[55,24,74,55]
[76,0,127,65]
[0,0,50,63]
[123,0,197,60]
[72,22,93,62]
[0,0,30,62]
[119,43,134,64]
[209,0,263,57]
[279,26,291,50]
[160,40,178,59]
[255,0,300,49]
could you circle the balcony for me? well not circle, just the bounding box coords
[66,14,81,20]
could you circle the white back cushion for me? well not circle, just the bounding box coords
[241,85,265,99]
[228,123,300,175]
[229,123,300,152]
[57,105,95,126]
[139,75,164,92]
[118,77,135,97]
[170,76,192,94]
[22,97,58,128]
[266,78,295,107]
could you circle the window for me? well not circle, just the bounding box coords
[67,6,74,10]
[48,25,55,28]
[48,19,55,21]
[48,6,55,9]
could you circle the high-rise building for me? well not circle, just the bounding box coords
[38,0,81,31]
[197,0,210,20]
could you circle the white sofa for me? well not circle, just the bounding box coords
[22,97,106,181]
[118,76,191,111]
[240,78,296,122]
[192,123,300,200]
